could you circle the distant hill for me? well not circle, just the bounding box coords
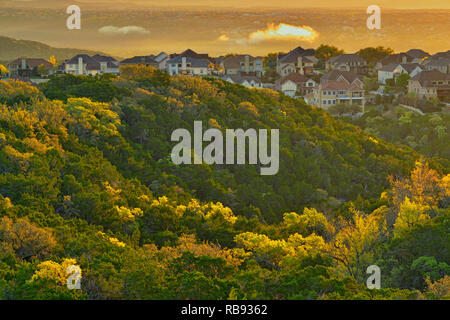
[0,36,107,63]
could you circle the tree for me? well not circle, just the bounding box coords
[357,47,394,65]
[0,64,8,76]
[315,44,344,62]
[396,73,410,87]
[324,208,386,281]
[37,64,49,77]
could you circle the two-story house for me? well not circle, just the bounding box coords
[7,58,54,77]
[309,70,365,109]
[276,47,316,76]
[63,54,119,76]
[167,56,209,76]
[326,54,368,74]
[408,69,450,101]
[221,55,263,77]
[378,63,424,84]
[275,73,317,97]
[222,75,262,88]
[375,53,414,71]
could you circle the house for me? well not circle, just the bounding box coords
[222,75,262,88]
[7,58,54,77]
[312,80,365,109]
[320,70,364,88]
[171,49,214,65]
[276,47,316,76]
[92,54,120,74]
[309,70,365,109]
[406,49,431,63]
[120,55,159,68]
[326,54,368,74]
[166,56,209,76]
[375,53,414,71]
[221,55,263,77]
[275,73,316,97]
[378,63,423,84]
[153,52,170,70]
[64,54,101,76]
[408,69,450,101]
[422,52,450,74]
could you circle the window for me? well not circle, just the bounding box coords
[323,100,327,105]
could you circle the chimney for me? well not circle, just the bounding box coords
[78,57,83,75]
[244,55,250,73]
[402,55,407,64]
[182,57,187,70]
[21,59,27,70]
[297,56,304,75]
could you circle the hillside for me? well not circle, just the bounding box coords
[0,68,448,300]
[0,36,106,63]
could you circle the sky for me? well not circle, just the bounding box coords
[83,0,450,9]
[1,1,449,57]
[8,0,450,9]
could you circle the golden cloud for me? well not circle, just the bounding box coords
[247,23,319,43]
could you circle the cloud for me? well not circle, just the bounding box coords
[98,26,150,35]
[247,23,319,43]
[217,34,230,41]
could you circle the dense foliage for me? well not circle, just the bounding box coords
[0,67,448,300]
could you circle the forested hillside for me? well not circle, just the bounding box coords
[0,67,448,299]
[0,36,104,63]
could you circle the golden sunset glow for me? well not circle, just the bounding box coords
[248,23,319,43]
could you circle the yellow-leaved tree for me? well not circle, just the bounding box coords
[324,208,386,281]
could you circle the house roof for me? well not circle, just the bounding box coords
[223,75,261,84]
[278,46,315,63]
[66,54,101,70]
[222,75,261,84]
[400,63,423,73]
[424,57,450,67]
[409,69,450,87]
[406,49,430,59]
[379,63,399,72]
[120,55,158,65]
[279,72,312,85]
[92,54,119,68]
[321,70,362,85]
[379,53,413,66]
[167,55,209,68]
[321,80,363,91]
[8,58,54,70]
[154,52,169,63]
[328,54,366,65]
[222,55,261,69]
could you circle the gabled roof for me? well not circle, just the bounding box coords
[430,50,450,60]
[409,69,450,87]
[279,46,315,63]
[424,57,450,67]
[406,49,430,59]
[321,70,362,85]
[222,55,261,69]
[379,53,413,66]
[279,72,313,85]
[154,52,169,63]
[92,54,119,68]
[223,75,261,85]
[66,54,101,70]
[379,63,399,72]
[8,58,54,70]
[321,80,363,91]
[400,63,423,73]
[120,55,158,65]
[167,55,209,68]
[328,54,366,65]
